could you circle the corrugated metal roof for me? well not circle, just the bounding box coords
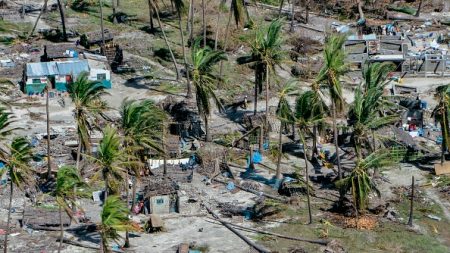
[26,60,90,77]
[26,62,58,77]
[57,60,89,77]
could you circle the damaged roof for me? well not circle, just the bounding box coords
[26,60,90,77]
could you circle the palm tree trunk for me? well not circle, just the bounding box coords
[357,0,365,20]
[371,129,376,151]
[265,66,270,132]
[56,0,67,41]
[276,121,283,179]
[205,115,211,142]
[29,0,49,38]
[163,122,167,175]
[441,119,446,165]
[178,11,192,98]
[259,126,264,152]
[117,0,120,7]
[217,2,234,82]
[148,0,154,31]
[300,132,312,224]
[111,0,117,23]
[415,0,423,17]
[124,155,130,248]
[202,0,206,46]
[99,0,106,53]
[289,0,295,32]
[152,4,180,80]
[254,81,258,115]
[312,124,317,155]
[188,0,194,43]
[46,86,52,181]
[305,0,310,23]
[332,100,342,179]
[214,7,222,50]
[4,179,13,253]
[104,175,108,201]
[278,0,285,17]
[76,136,81,171]
[58,204,63,253]
[130,177,137,212]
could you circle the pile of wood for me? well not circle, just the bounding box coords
[23,207,71,227]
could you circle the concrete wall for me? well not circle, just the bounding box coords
[150,195,171,214]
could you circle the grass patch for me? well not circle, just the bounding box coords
[387,5,417,16]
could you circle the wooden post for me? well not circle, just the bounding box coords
[408,176,414,226]
[163,122,167,175]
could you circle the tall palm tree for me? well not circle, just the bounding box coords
[275,81,296,180]
[415,0,423,17]
[92,126,131,200]
[214,0,227,50]
[99,196,137,253]
[336,148,405,214]
[54,166,86,253]
[3,137,33,253]
[119,99,165,247]
[173,0,192,98]
[237,19,284,122]
[218,0,248,78]
[295,90,328,224]
[191,41,227,142]
[67,73,108,172]
[315,34,348,180]
[56,0,67,41]
[348,62,398,159]
[149,0,180,80]
[433,84,450,165]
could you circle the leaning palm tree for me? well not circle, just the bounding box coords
[275,81,296,180]
[191,41,227,142]
[119,99,165,247]
[348,62,398,159]
[54,166,86,253]
[99,196,137,253]
[148,0,180,80]
[3,137,33,253]
[173,0,192,98]
[295,90,328,224]
[67,73,108,172]
[336,148,405,214]
[432,84,450,165]
[238,19,284,120]
[92,126,131,200]
[315,34,348,179]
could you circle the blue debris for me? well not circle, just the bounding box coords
[226,182,235,191]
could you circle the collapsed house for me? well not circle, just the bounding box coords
[138,165,193,215]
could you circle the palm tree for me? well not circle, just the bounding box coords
[99,196,137,253]
[148,0,180,80]
[218,0,248,78]
[119,99,165,247]
[0,108,18,147]
[275,81,296,180]
[173,0,192,98]
[348,62,398,159]
[237,19,284,123]
[433,84,450,165]
[56,0,67,41]
[54,166,86,253]
[191,41,227,142]
[214,0,227,50]
[315,34,348,180]
[295,90,328,224]
[336,148,405,214]
[93,126,130,200]
[67,73,108,172]
[3,137,33,253]
[45,83,52,181]
[415,0,423,17]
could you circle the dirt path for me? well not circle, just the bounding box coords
[425,188,450,221]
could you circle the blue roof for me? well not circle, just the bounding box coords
[26,62,58,77]
[57,60,89,77]
[26,60,90,77]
